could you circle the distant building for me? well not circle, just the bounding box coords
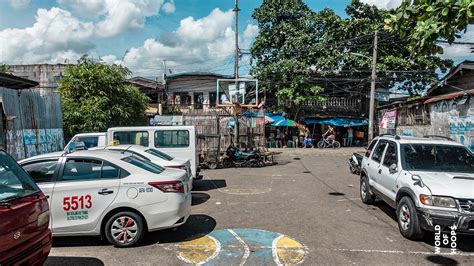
[0,73,64,159]
[377,60,474,150]
[165,72,232,114]
[8,64,69,95]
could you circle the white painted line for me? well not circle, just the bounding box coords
[335,248,474,257]
[272,235,284,266]
[228,229,250,266]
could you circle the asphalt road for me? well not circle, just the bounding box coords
[46,148,474,265]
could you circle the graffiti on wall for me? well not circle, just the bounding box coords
[430,97,473,151]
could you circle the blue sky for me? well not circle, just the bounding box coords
[0,0,472,78]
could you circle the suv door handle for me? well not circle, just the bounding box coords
[378,169,382,174]
[98,189,114,195]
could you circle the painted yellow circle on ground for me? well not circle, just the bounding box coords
[274,235,306,265]
[177,235,220,265]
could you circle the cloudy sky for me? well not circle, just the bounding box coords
[0,0,472,79]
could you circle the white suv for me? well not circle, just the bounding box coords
[360,135,474,239]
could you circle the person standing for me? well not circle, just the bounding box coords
[347,127,354,147]
[276,128,282,148]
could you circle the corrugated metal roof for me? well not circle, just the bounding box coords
[424,89,474,104]
[0,73,38,89]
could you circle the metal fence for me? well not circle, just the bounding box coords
[0,88,64,160]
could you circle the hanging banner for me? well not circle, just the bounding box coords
[380,109,397,129]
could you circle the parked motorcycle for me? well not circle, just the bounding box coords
[348,152,363,175]
[222,144,265,168]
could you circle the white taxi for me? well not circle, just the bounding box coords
[18,150,192,247]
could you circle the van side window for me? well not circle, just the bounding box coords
[113,131,149,146]
[155,130,189,148]
[383,142,398,167]
[76,137,99,148]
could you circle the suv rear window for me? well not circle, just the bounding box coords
[0,151,40,202]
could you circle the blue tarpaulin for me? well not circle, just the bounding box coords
[304,118,368,127]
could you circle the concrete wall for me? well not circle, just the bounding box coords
[429,96,473,151]
[9,64,68,95]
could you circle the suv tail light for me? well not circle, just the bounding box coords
[166,165,187,171]
[148,181,184,193]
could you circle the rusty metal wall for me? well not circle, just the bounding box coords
[0,88,64,160]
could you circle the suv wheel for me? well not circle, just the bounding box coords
[360,176,376,204]
[396,197,424,240]
[105,211,145,247]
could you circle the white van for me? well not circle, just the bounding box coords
[64,132,107,150]
[64,126,200,179]
[107,126,199,179]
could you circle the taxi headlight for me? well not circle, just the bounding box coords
[37,210,50,227]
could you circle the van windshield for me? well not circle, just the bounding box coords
[145,149,174,161]
[122,156,165,174]
[0,151,41,201]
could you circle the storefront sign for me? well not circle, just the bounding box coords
[380,109,397,129]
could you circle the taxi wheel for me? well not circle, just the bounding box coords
[105,211,145,247]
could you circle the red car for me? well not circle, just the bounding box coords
[0,149,51,265]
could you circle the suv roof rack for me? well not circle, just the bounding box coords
[423,135,454,141]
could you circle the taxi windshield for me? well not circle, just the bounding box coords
[0,151,41,201]
[122,155,165,174]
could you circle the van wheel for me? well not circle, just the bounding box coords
[360,176,376,204]
[396,197,424,240]
[105,211,145,247]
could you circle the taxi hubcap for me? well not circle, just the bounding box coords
[111,216,138,243]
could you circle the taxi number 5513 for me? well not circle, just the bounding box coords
[63,195,92,211]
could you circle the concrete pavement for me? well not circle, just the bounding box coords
[46,148,474,265]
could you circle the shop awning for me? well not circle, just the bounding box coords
[304,118,368,127]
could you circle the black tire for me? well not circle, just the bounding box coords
[208,162,218,170]
[333,141,341,149]
[396,197,424,240]
[360,176,376,204]
[317,141,325,149]
[104,211,145,247]
[222,158,233,168]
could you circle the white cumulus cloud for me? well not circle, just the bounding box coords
[58,0,165,37]
[162,0,175,14]
[106,8,258,77]
[8,0,30,10]
[0,7,94,64]
[360,0,402,9]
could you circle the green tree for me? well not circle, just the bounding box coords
[251,0,452,100]
[59,56,149,138]
[0,64,10,73]
[385,0,474,55]
[251,0,324,109]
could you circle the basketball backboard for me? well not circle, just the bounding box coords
[216,79,258,108]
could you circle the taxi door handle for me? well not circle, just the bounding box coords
[98,189,114,195]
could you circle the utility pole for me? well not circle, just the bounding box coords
[232,0,240,146]
[368,31,378,141]
[233,0,239,80]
